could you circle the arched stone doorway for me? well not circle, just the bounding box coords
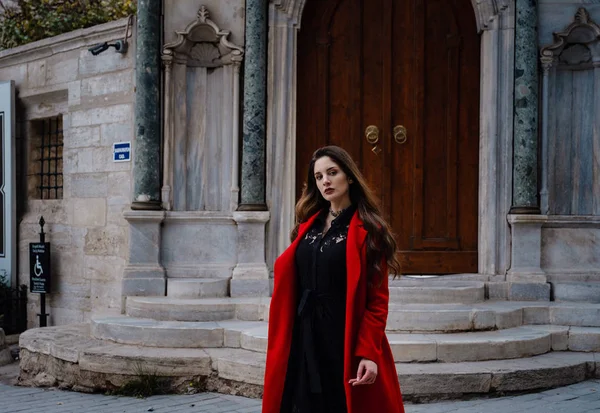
[266,0,515,277]
[296,0,480,274]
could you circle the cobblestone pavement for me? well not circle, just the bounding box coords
[1,361,599,413]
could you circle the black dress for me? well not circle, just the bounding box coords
[280,205,356,413]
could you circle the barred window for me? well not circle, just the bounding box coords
[28,116,63,200]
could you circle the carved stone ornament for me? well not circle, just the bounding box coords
[162,5,244,67]
[471,0,511,31]
[540,8,600,70]
[270,0,510,31]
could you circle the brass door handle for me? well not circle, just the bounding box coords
[394,125,407,144]
[365,125,380,144]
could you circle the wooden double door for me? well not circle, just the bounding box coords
[297,0,480,274]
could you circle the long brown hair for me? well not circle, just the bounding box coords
[291,145,401,281]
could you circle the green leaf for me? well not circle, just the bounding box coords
[0,0,138,48]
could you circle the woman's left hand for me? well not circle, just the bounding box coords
[349,358,378,386]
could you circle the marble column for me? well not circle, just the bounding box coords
[122,0,166,300]
[232,0,270,295]
[239,0,268,211]
[131,0,162,210]
[511,0,540,214]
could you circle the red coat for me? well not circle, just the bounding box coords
[262,211,405,413]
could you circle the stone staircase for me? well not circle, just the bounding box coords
[18,278,600,400]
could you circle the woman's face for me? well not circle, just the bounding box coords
[313,156,351,205]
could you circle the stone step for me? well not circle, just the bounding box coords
[91,316,266,349]
[92,316,600,362]
[553,282,600,304]
[83,343,266,386]
[386,303,522,332]
[520,302,600,328]
[18,325,599,399]
[389,301,600,332]
[205,347,266,386]
[126,296,600,334]
[565,326,600,352]
[238,324,600,362]
[397,351,599,399]
[388,280,485,304]
[390,326,561,362]
[240,325,268,353]
[18,324,265,395]
[167,278,229,299]
[236,325,557,362]
[402,324,600,362]
[126,296,269,322]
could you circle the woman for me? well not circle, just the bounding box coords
[262,146,405,413]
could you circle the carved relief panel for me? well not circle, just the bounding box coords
[540,8,600,215]
[161,6,244,211]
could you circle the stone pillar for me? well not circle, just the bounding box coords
[231,211,271,296]
[132,0,162,210]
[239,0,268,211]
[122,1,165,300]
[233,0,270,296]
[507,1,547,288]
[122,211,166,297]
[511,0,540,214]
[507,215,549,299]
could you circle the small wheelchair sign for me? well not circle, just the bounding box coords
[29,242,51,294]
[113,141,131,162]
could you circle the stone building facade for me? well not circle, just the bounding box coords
[0,19,135,326]
[3,0,600,399]
[0,0,597,325]
[0,0,598,328]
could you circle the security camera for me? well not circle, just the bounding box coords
[88,40,128,56]
[112,39,128,54]
[88,42,110,56]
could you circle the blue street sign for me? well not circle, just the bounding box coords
[113,141,131,162]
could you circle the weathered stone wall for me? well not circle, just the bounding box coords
[542,218,600,282]
[0,19,134,326]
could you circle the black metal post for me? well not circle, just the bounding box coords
[37,217,48,328]
[39,294,47,327]
[18,285,27,333]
